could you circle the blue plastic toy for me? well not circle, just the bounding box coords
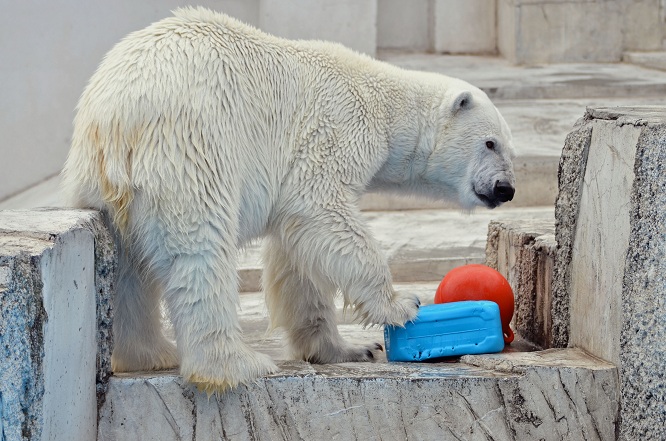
[384,301,505,362]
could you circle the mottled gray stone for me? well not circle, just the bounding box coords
[619,123,666,441]
[486,219,556,349]
[98,349,618,441]
[0,209,115,441]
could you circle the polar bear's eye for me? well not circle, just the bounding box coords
[486,141,495,150]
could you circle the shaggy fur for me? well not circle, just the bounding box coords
[62,7,516,392]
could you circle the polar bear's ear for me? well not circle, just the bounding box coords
[453,91,473,113]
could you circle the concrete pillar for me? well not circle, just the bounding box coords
[486,219,557,349]
[377,0,431,52]
[433,0,496,54]
[554,107,666,440]
[0,209,115,441]
[259,0,377,56]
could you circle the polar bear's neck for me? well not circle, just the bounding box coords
[368,70,442,191]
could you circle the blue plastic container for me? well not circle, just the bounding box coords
[384,301,504,362]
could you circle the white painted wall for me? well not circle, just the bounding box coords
[0,0,258,203]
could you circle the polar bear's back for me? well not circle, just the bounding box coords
[65,8,310,234]
[63,7,407,239]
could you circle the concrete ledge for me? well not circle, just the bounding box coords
[486,219,556,349]
[98,349,618,441]
[0,209,115,441]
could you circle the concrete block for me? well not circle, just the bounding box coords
[624,51,666,71]
[259,0,377,56]
[498,0,624,64]
[486,219,556,349]
[98,349,618,440]
[0,209,115,441]
[377,0,431,51]
[554,106,666,440]
[433,0,496,54]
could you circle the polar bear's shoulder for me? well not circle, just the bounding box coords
[169,6,263,38]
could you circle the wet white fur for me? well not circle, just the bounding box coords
[62,7,515,391]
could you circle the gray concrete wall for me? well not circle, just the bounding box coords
[498,0,665,64]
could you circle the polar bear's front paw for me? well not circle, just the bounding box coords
[182,344,278,395]
[356,290,420,327]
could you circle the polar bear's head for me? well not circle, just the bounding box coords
[424,83,516,210]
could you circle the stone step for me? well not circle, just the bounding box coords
[98,349,618,441]
[238,207,555,292]
[380,52,666,100]
[100,288,619,441]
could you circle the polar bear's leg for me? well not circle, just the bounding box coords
[263,237,384,363]
[111,244,178,372]
[158,227,278,393]
[275,204,420,329]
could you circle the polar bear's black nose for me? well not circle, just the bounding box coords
[494,181,515,202]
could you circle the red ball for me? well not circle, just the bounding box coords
[435,264,515,343]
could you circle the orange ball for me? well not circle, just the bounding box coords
[435,264,515,344]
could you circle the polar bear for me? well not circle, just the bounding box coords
[62,7,515,392]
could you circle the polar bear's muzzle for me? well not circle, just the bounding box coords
[474,179,515,208]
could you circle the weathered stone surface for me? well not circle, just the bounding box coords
[0,209,115,441]
[554,107,666,440]
[98,349,618,441]
[486,219,556,349]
